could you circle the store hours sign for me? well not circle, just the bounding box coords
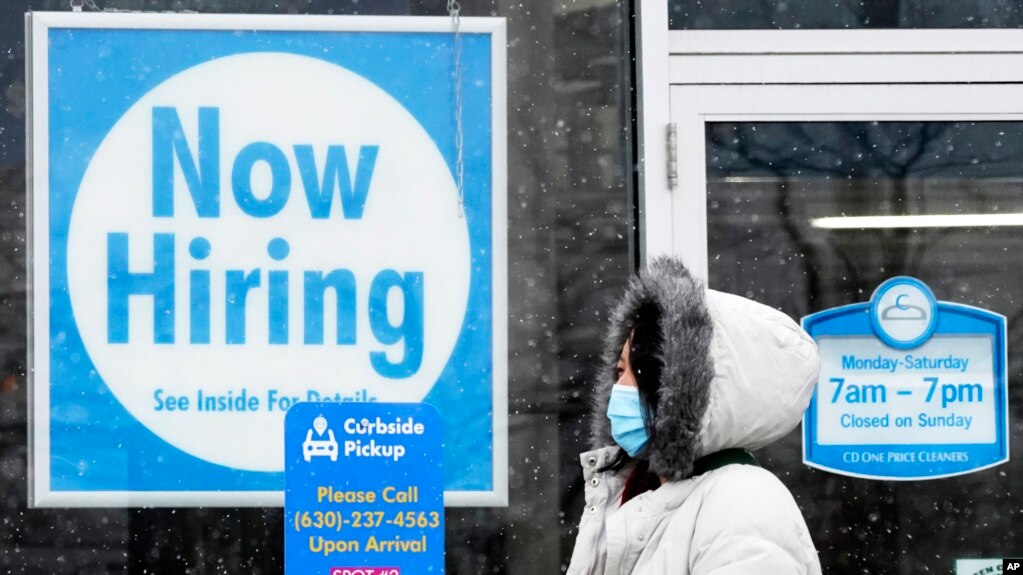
[27,13,507,506]
[802,277,1009,480]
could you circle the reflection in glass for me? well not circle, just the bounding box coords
[706,121,1023,573]
[0,1,633,573]
[670,0,1023,30]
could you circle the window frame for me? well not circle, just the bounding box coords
[637,22,1023,280]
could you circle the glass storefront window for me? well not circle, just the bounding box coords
[2,1,634,572]
[670,0,1023,29]
[706,121,1023,572]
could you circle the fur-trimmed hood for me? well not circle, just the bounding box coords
[591,256,819,480]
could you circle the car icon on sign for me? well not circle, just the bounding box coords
[303,417,339,462]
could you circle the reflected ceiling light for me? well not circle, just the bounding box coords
[810,214,1023,229]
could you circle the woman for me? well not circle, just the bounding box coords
[568,256,822,575]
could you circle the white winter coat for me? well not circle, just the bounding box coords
[567,447,821,575]
[568,257,822,575]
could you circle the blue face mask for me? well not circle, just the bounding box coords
[607,384,649,457]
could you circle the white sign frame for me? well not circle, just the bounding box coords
[27,11,508,508]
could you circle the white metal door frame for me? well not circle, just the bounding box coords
[636,23,1023,280]
[634,1,672,267]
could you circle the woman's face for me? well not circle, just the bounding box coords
[616,336,637,388]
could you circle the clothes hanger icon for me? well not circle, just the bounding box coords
[881,294,927,321]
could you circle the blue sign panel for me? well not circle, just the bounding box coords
[802,277,1009,480]
[28,13,508,507]
[285,402,443,575]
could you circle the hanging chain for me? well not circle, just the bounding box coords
[448,0,465,218]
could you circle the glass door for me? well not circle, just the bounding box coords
[667,33,1023,573]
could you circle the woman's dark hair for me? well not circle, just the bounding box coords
[599,300,663,473]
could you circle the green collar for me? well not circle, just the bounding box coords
[692,448,759,476]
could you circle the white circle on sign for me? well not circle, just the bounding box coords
[66,53,471,471]
[869,277,938,349]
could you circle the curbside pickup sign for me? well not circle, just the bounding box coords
[802,277,1009,480]
[27,13,507,507]
[284,403,443,574]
